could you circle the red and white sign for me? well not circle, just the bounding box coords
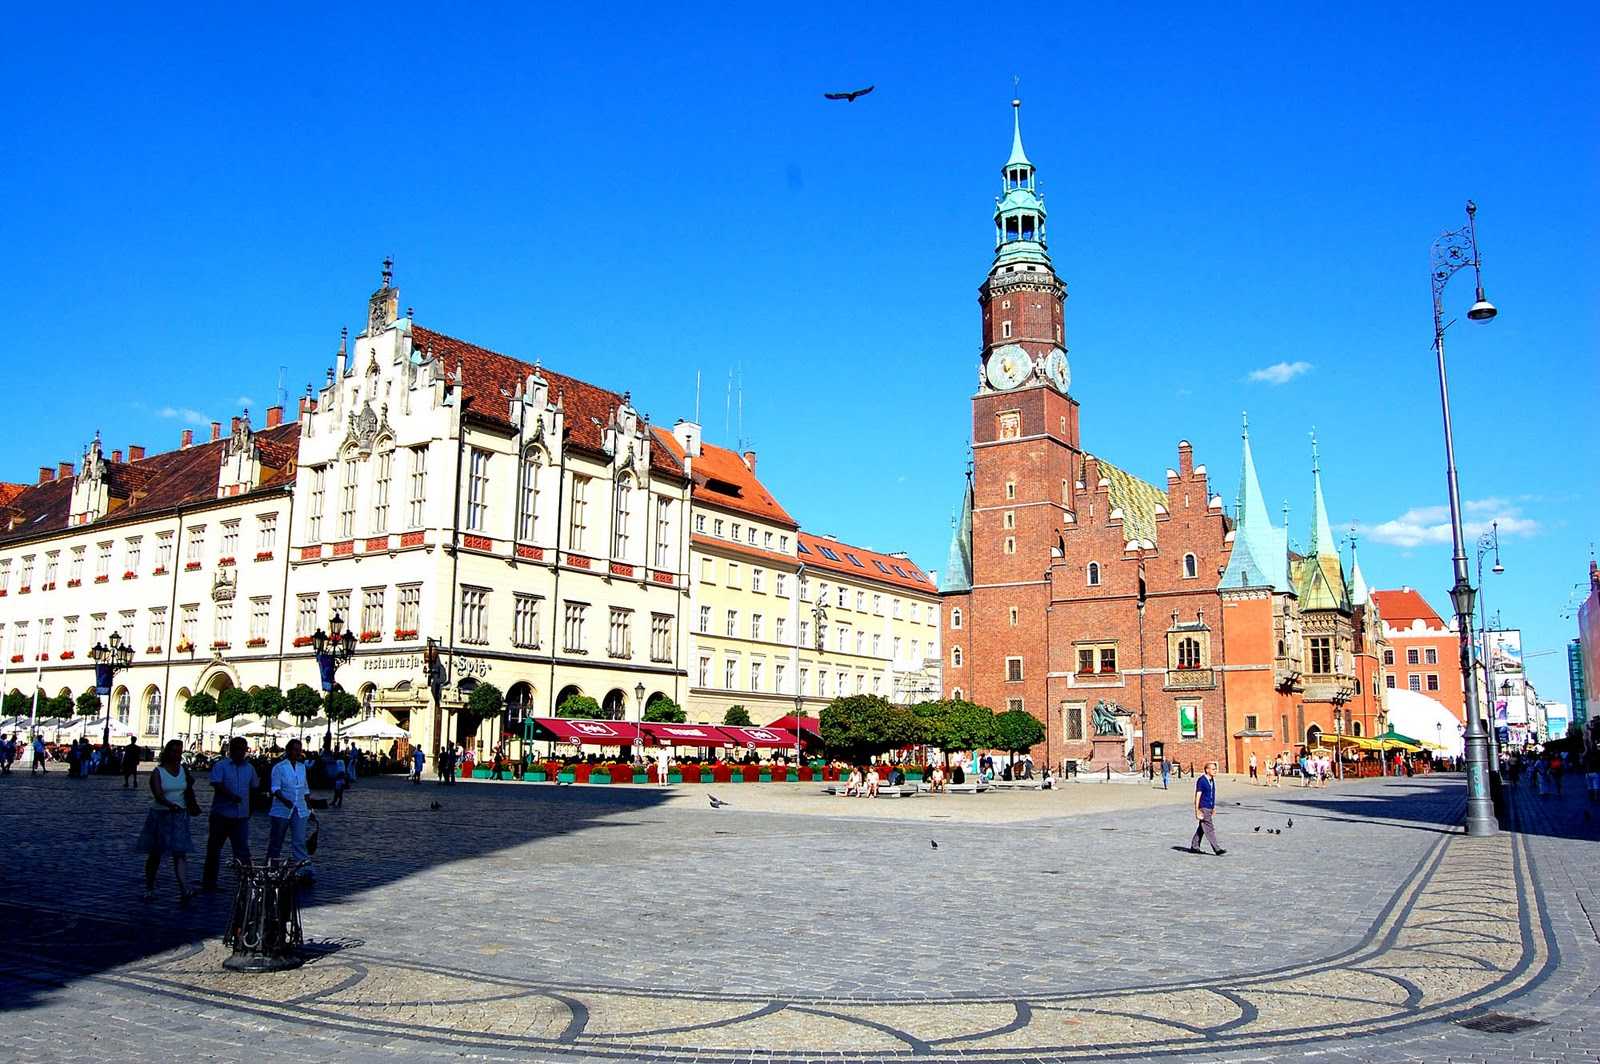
[641,722,728,746]
[528,718,642,745]
[719,726,797,748]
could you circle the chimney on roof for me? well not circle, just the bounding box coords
[210,421,221,442]
[742,449,757,473]
[111,449,123,464]
[128,445,144,462]
[1177,440,1194,476]
[230,416,240,437]
[265,405,284,429]
[181,429,193,449]
[38,466,53,484]
[58,462,74,480]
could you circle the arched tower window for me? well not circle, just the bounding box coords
[1176,637,1202,670]
[951,646,963,667]
[951,607,963,630]
[1183,553,1198,579]
[1087,562,1101,586]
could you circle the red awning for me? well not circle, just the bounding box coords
[766,714,820,736]
[641,722,729,747]
[720,725,799,749]
[527,718,642,746]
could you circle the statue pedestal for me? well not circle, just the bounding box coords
[1088,735,1129,773]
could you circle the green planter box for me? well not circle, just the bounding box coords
[786,770,800,782]
[905,772,924,782]
[590,773,610,784]
[667,772,682,783]
[759,772,773,782]
[557,771,576,783]
[472,769,491,779]
[699,772,715,783]
[632,773,648,784]
[527,770,548,782]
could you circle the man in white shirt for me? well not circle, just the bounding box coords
[266,738,312,875]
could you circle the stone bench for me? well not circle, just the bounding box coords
[944,782,990,795]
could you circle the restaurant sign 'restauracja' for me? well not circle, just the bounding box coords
[360,652,492,680]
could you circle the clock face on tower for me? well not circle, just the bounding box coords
[985,343,1033,391]
[1043,347,1070,393]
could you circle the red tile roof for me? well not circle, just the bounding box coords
[413,325,681,479]
[653,429,797,529]
[689,533,799,569]
[0,424,300,546]
[1371,587,1446,629]
[798,532,936,594]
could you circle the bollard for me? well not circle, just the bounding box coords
[223,861,307,972]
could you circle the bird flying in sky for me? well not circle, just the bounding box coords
[824,85,875,103]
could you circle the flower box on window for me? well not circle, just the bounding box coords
[183,562,201,572]
[9,654,23,663]
[122,571,136,580]
[150,568,166,577]
[254,551,274,562]
[1099,665,1117,674]
[393,628,419,641]
[35,653,48,662]
[210,640,230,651]
[41,583,54,591]
[144,646,160,655]
[175,638,194,654]
[18,586,30,594]
[359,630,381,643]
[218,556,236,567]
[0,589,7,597]
[95,575,110,583]
[60,651,76,660]
[292,635,314,648]
[246,637,267,648]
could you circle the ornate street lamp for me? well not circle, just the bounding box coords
[1474,521,1504,769]
[1432,200,1498,837]
[312,611,358,749]
[90,629,135,749]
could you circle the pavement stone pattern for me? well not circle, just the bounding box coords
[0,769,1595,1063]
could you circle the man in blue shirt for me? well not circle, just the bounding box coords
[202,736,257,891]
[1188,761,1226,855]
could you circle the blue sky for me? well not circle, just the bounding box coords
[2,2,1595,700]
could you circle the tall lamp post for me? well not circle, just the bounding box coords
[90,631,135,749]
[1431,200,1499,837]
[1475,522,1504,768]
[311,611,357,751]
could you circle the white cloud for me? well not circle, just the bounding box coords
[1357,499,1539,548]
[157,406,213,427]
[1247,360,1313,385]
[236,395,257,408]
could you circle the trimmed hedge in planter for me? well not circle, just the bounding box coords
[527,769,548,782]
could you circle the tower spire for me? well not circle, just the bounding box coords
[992,93,1049,268]
[1007,92,1032,168]
[1221,412,1288,591]
[1299,430,1350,608]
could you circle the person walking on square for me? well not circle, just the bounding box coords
[411,744,425,784]
[121,736,142,789]
[1160,756,1170,790]
[136,740,197,901]
[30,735,48,774]
[656,745,671,788]
[1188,761,1225,855]
[202,737,256,892]
[329,752,347,807]
[266,738,313,878]
[1248,751,1258,784]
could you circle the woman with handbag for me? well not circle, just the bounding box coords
[135,739,198,901]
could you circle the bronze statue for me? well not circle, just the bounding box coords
[1092,699,1125,737]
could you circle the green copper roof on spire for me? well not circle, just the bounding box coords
[939,474,974,593]
[1298,430,1350,611]
[1006,96,1032,168]
[1309,431,1338,562]
[1221,412,1290,592]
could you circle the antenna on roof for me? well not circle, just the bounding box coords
[277,366,288,410]
[736,360,745,452]
[724,367,732,439]
[694,369,701,424]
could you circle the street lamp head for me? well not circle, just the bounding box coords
[338,628,357,657]
[634,682,645,704]
[329,612,345,638]
[1491,560,1505,575]
[1467,293,1497,322]
[90,641,106,664]
[108,630,121,650]
[1449,581,1476,621]
[311,628,327,655]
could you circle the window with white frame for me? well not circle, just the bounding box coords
[726,562,740,589]
[562,601,587,652]
[817,669,827,697]
[855,631,865,654]
[836,586,847,608]
[650,613,672,662]
[952,645,963,667]
[519,450,543,541]
[697,605,711,632]
[911,638,920,660]
[892,598,902,619]
[296,594,318,639]
[372,451,392,533]
[653,497,673,568]
[752,568,764,593]
[465,449,490,532]
[38,617,53,656]
[0,560,11,593]
[856,591,865,611]
[775,661,787,693]
[220,521,239,560]
[176,607,195,645]
[1183,553,1198,579]
[892,636,902,659]
[749,659,763,691]
[112,610,131,644]
[798,619,810,647]
[952,607,963,629]
[257,514,277,553]
[723,658,737,689]
[1087,561,1101,586]
[775,617,787,643]
[837,626,848,652]
[872,634,881,655]
[329,590,351,630]
[514,594,542,648]
[459,587,488,644]
[798,665,809,694]
[775,573,787,597]
[62,616,77,653]
[338,460,359,538]
[695,513,706,533]
[746,526,756,545]
[697,656,711,687]
[713,518,724,538]
[608,608,632,658]
[731,521,742,541]
[212,602,231,646]
[361,589,384,636]
[568,475,589,551]
[397,584,420,635]
[407,447,427,528]
[613,477,632,557]
[764,531,773,548]
[70,547,85,582]
[42,552,58,588]
[724,609,737,637]
[116,686,130,724]
[750,613,763,640]
[307,466,326,541]
[11,621,28,658]
[98,541,113,577]
[142,608,162,649]
[250,597,271,642]
[144,690,162,735]
[873,594,883,615]
[18,555,34,590]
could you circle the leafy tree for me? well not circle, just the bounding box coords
[993,708,1046,754]
[463,682,504,720]
[45,693,74,717]
[286,683,323,722]
[722,704,752,727]
[185,692,220,724]
[76,690,102,717]
[644,698,687,723]
[325,689,362,724]
[218,687,253,722]
[251,685,287,721]
[819,695,920,763]
[2,691,30,717]
[556,693,601,718]
[912,699,997,761]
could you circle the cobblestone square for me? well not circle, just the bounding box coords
[0,771,1595,1063]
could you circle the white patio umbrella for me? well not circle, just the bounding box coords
[338,716,410,740]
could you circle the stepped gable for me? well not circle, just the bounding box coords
[0,422,300,545]
[652,429,796,527]
[413,325,679,479]
[1094,458,1167,544]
